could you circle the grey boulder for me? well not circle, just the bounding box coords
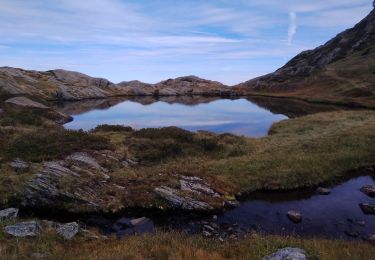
[56,222,80,240]
[9,158,30,173]
[4,221,41,237]
[263,247,307,260]
[0,208,19,220]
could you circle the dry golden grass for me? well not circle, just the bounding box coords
[0,231,374,260]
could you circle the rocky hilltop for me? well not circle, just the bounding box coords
[235,9,375,108]
[0,67,231,101]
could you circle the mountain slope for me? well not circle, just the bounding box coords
[235,9,375,108]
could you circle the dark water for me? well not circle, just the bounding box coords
[212,175,375,240]
[59,96,343,137]
[84,175,375,241]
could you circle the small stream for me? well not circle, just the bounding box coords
[84,175,374,241]
[210,175,375,240]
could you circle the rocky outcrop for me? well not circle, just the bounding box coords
[4,221,41,237]
[4,96,72,124]
[154,175,232,211]
[0,67,231,101]
[22,151,127,212]
[0,67,128,101]
[0,208,19,220]
[155,186,213,211]
[154,76,232,96]
[5,96,49,109]
[263,247,307,260]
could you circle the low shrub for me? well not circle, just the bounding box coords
[92,124,133,133]
[4,129,112,162]
[129,139,182,162]
[0,110,45,126]
[132,127,194,142]
[128,127,221,163]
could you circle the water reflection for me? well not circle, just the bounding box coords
[55,96,344,137]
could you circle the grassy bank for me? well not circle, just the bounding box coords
[0,106,374,211]
[0,230,374,260]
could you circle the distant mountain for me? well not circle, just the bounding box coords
[0,68,231,101]
[154,76,229,96]
[235,9,375,108]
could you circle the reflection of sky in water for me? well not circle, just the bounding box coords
[64,99,288,137]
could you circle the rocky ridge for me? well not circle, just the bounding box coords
[0,67,232,101]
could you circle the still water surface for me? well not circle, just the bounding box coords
[64,98,288,136]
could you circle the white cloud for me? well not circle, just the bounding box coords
[287,12,297,46]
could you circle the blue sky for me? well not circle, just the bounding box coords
[0,0,373,85]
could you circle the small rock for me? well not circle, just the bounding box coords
[0,108,3,114]
[81,229,107,241]
[360,185,375,198]
[212,215,218,221]
[129,217,154,234]
[317,187,331,195]
[263,247,307,260]
[345,230,359,238]
[224,200,240,208]
[113,217,132,231]
[203,225,215,232]
[56,222,79,240]
[359,203,375,215]
[9,158,30,173]
[229,234,237,240]
[364,234,375,245]
[0,208,19,220]
[131,217,150,226]
[287,211,302,223]
[347,218,366,226]
[202,231,212,237]
[4,221,41,237]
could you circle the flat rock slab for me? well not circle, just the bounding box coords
[360,185,375,197]
[56,222,79,240]
[155,186,213,211]
[5,97,49,109]
[0,208,19,220]
[4,221,41,237]
[263,247,307,260]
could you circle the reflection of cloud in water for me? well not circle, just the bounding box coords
[64,98,288,137]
